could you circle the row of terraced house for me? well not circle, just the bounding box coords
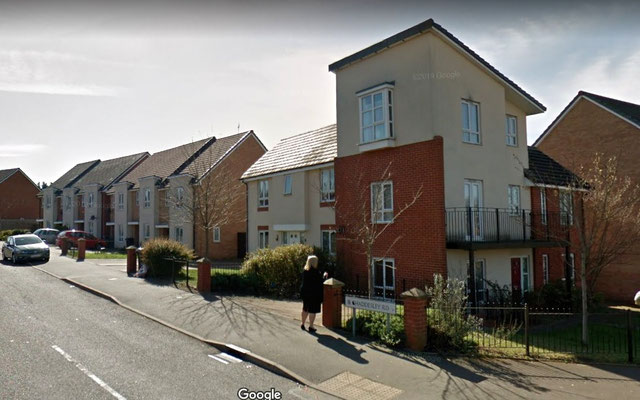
[37,18,640,302]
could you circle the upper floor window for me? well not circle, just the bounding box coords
[359,87,393,143]
[135,191,139,206]
[507,185,520,215]
[176,187,184,208]
[371,181,393,223]
[540,190,547,225]
[321,168,335,202]
[117,193,125,209]
[65,196,71,210]
[258,180,269,207]
[88,193,94,208]
[506,115,517,146]
[283,175,292,195]
[45,195,51,209]
[462,100,480,144]
[143,189,151,208]
[559,190,573,225]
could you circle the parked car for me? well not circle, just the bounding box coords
[56,230,107,250]
[2,234,50,264]
[33,228,60,244]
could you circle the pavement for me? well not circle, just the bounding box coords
[28,248,640,399]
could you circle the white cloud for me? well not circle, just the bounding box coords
[0,144,45,158]
[0,50,125,96]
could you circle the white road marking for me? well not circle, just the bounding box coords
[208,354,229,364]
[217,352,242,363]
[108,278,118,281]
[52,345,127,400]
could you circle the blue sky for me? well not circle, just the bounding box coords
[0,0,638,184]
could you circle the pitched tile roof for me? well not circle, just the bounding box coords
[118,138,212,189]
[73,152,148,190]
[579,91,640,127]
[525,147,579,187]
[50,160,100,190]
[328,18,545,112]
[180,131,254,180]
[534,91,640,146]
[0,168,19,185]
[242,124,336,179]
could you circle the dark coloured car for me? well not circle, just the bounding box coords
[33,228,60,244]
[56,230,107,250]
[2,234,50,264]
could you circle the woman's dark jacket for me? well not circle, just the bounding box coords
[300,268,324,304]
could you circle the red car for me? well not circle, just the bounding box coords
[56,230,107,250]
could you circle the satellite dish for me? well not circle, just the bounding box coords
[634,291,640,306]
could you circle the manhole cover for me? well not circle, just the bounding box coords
[317,371,402,400]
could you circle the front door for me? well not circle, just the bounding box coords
[464,180,484,240]
[287,232,300,244]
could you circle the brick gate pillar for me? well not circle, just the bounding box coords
[77,238,86,261]
[126,246,137,275]
[322,278,345,329]
[401,288,428,351]
[60,239,68,256]
[197,258,211,294]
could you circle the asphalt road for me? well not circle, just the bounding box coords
[0,260,330,400]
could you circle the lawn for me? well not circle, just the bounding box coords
[174,266,243,287]
[66,250,128,259]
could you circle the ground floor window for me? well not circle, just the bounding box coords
[568,253,575,285]
[510,256,531,295]
[373,258,395,299]
[469,259,486,304]
[213,226,220,243]
[322,230,336,255]
[118,225,124,242]
[88,221,94,235]
[175,227,184,243]
[144,224,150,240]
[258,230,269,249]
[542,254,549,284]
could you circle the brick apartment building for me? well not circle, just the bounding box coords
[534,91,640,302]
[328,19,576,301]
[0,168,40,230]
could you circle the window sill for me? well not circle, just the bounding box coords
[359,138,395,153]
[257,207,269,212]
[320,201,335,208]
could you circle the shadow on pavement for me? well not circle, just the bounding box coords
[314,333,368,364]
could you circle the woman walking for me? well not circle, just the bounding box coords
[300,255,327,333]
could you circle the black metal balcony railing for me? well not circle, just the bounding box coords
[445,207,570,246]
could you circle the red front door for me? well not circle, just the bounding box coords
[511,257,521,298]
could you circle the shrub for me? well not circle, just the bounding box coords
[140,238,195,278]
[426,274,480,352]
[241,244,332,298]
[211,270,260,294]
[345,311,405,347]
[0,229,30,241]
[524,280,604,311]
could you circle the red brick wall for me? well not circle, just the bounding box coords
[530,186,581,290]
[194,135,265,260]
[0,170,39,219]
[334,137,447,295]
[537,97,640,303]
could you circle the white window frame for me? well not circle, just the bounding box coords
[118,224,124,242]
[322,230,336,255]
[462,100,481,144]
[135,191,139,206]
[569,253,575,285]
[80,195,85,208]
[88,221,94,235]
[258,180,269,207]
[258,229,269,249]
[45,195,51,209]
[371,181,393,223]
[470,259,487,304]
[117,193,125,210]
[143,189,151,208]
[176,187,184,208]
[520,256,531,293]
[65,195,71,210]
[320,168,335,202]
[175,226,183,243]
[506,115,517,146]
[213,226,220,243]
[372,258,395,299]
[508,185,521,215]
[88,193,94,208]
[359,87,393,144]
[559,190,574,225]
[283,175,292,196]
[540,190,547,225]
[144,224,150,239]
[542,254,549,285]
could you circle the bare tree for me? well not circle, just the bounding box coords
[168,142,245,261]
[526,154,640,344]
[339,163,423,298]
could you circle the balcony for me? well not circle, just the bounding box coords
[445,207,570,250]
